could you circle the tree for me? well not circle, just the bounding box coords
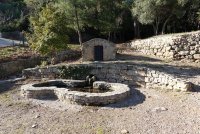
[26,5,69,58]
[58,0,88,46]
[122,0,140,39]
[96,0,124,41]
[184,0,200,30]
[81,0,125,41]
[0,0,27,32]
[24,0,57,15]
[132,0,192,35]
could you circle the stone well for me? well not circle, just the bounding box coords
[82,38,116,61]
[21,80,130,106]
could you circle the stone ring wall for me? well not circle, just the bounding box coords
[21,80,131,106]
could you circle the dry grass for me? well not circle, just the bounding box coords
[0,46,35,63]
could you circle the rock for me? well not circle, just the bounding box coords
[190,51,196,55]
[35,115,40,119]
[93,81,111,90]
[152,107,168,112]
[179,51,189,56]
[148,96,151,98]
[32,124,38,128]
[194,54,200,59]
[176,82,193,92]
[166,46,171,51]
[121,129,129,134]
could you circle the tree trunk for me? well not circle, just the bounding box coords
[77,30,82,46]
[161,15,172,34]
[113,32,117,42]
[74,6,82,46]
[50,48,57,65]
[153,24,158,35]
[153,17,160,35]
[134,19,140,39]
[108,32,111,41]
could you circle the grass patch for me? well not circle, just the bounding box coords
[0,91,12,104]
[0,46,35,63]
[68,44,81,50]
[0,46,29,58]
[96,127,104,134]
[14,124,26,134]
[0,44,80,63]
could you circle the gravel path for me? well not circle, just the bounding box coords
[1,81,200,134]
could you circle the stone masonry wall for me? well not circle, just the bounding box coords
[23,63,192,92]
[82,38,116,61]
[0,57,41,79]
[127,31,200,61]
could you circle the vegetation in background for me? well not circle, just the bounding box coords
[26,5,69,58]
[0,0,28,32]
[1,0,200,42]
[58,0,88,46]
[0,46,35,63]
[59,66,92,80]
[132,0,200,35]
[84,0,126,41]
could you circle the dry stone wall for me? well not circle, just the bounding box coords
[0,50,81,79]
[0,57,41,79]
[128,31,200,61]
[23,63,192,92]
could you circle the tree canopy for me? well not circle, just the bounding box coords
[1,0,200,42]
[26,5,69,56]
[132,0,200,35]
[0,0,27,32]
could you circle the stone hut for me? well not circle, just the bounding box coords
[82,38,116,61]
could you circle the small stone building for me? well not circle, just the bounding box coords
[82,38,116,61]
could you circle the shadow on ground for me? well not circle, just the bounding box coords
[193,84,200,92]
[0,82,15,94]
[117,53,162,62]
[105,87,146,108]
[89,57,200,79]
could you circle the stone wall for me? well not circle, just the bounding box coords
[127,31,200,61]
[0,49,81,79]
[23,63,192,92]
[21,81,130,106]
[0,57,41,79]
[55,50,81,63]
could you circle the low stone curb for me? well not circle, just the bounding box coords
[21,80,131,106]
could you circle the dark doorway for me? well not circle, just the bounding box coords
[94,46,103,61]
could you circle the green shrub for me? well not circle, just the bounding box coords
[40,60,48,67]
[59,66,92,80]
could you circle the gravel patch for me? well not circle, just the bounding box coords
[1,81,200,134]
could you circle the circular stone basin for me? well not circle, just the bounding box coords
[21,79,130,106]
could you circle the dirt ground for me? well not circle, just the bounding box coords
[1,79,200,134]
[1,52,200,134]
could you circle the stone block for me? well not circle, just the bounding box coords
[190,51,196,55]
[93,81,111,89]
[176,82,193,92]
[179,51,189,55]
[152,73,159,78]
[194,54,200,59]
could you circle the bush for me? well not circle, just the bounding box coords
[59,66,91,80]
